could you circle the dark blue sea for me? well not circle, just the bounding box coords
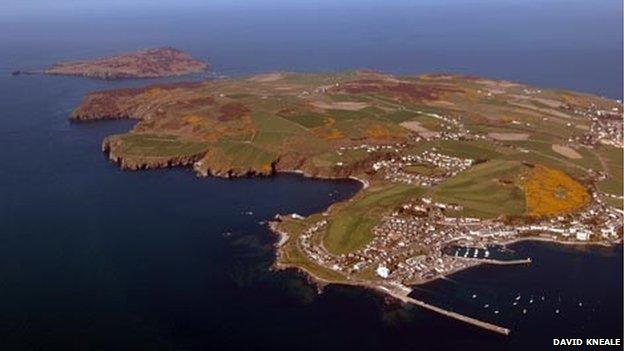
[0,1,622,350]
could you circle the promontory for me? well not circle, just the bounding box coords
[71,70,623,334]
[16,47,207,79]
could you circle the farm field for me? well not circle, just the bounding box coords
[429,160,528,218]
[74,70,622,263]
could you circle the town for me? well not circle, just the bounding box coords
[569,103,623,148]
[372,149,474,186]
[293,190,622,289]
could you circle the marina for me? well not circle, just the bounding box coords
[409,241,622,346]
[446,245,531,266]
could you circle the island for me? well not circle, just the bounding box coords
[71,70,623,334]
[14,47,208,79]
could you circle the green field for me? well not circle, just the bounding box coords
[285,111,327,128]
[429,160,528,218]
[250,112,329,154]
[404,164,446,176]
[432,140,503,160]
[276,217,348,282]
[113,133,210,157]
[311,149,370,168]
[217,141,277,169]
[323,184,425,254]
[596,146,624,196]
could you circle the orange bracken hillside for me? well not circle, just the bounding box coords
[523,165,590,217]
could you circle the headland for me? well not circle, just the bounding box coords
[14,47,207,79]
[70,70,624,334]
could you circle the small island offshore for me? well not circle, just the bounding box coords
[70,70,623,334]
[13,47,207,79]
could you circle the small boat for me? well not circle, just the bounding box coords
[484,304,489,308]
[578,302,583,307]
[494,310,499,314]
[522,309,527,314]
[555,309,560,314]
[529,298,534,304]
[472,294,477,299]
[513,302,518,306]
[515,295,521,301]
[541,296,545,301]
[485,250,490,258]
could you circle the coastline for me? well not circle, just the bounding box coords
[66,71,623,338]
[269,227,512,335]
[270,225,620,290]
[278,169,370,190]
[500,235,621,248]
[92,145,619,336]
[16,47,209,80]
[268,214,620,336]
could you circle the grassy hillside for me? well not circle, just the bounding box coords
[324,184,425,254]
[429,160,528,218]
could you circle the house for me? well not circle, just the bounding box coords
[576,231,591,241]
[376,265,390,278]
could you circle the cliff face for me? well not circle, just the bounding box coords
[273,154,372,180]
[102,136,207,170]
[193,164,276,178]
[72,90,140,121]
[99,133,373,180]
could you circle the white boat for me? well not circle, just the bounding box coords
[472,294,477,299]
[484,304,489,308]
[522,309,527,314]
[485,250,490,258]
[555,309,560,314]
[515,295,521,301]
[494,310,499,314]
